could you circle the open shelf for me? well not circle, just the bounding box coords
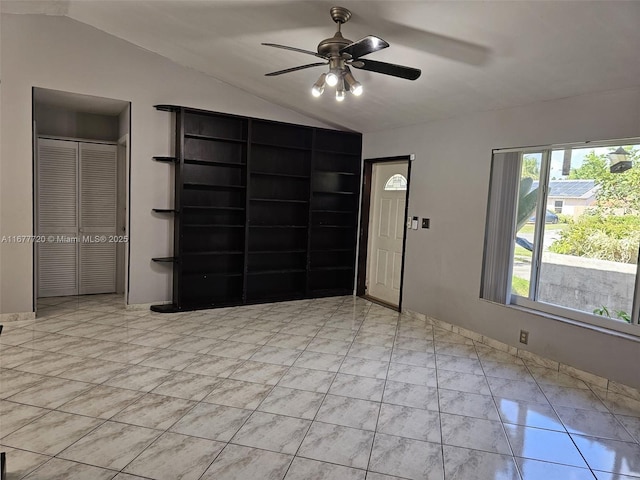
[152,208,178,214]
[153,104,361,312]
[153,156,177,163]
[185,133,246,144]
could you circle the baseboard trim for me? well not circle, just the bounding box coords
[0,312,36,322]
[405,309,640,402]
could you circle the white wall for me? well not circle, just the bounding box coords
[0,14,331,313]
[35,104,120,141]
[364,87,640,388]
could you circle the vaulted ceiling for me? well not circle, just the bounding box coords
[4,0,640,132]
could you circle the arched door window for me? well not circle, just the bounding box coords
[384,174,407,191]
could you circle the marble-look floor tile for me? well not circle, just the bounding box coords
[441,413,511,455]
[13,352,85,377]
[112,393,195,430]
[378,403,441,443]
[306,338,351,356]
[97,343,159,365]
[0,328,47,347]
[293,351,343,372]
[504,424,587,467]
[571,434,640,477]
[231,411,310,454]
[21,458,116,480]
[258,386,324,420]
[182,355,243,378]
[353,332,395,348]
[339,356,388,379]
[167,335,220,354]
[387,364,437,387]
[0,369,46,399]
[170,402,252,442]
[284,457,365,480]
[0,346,42,369]
[151,372,222,401]
[495,397,565,431]
[277,367,336,393]
[316,395,380,431]
[230,361,288,385]
[228,329,274,345]
[482,360,535,382]
[368,433,444,480]
[7,376,93,409]
[0,400,49,438]
[298,421,374,469]
[555,406,634,441]
[128,331,183,348]
[124,432,225,480]
[434,342,478,359]
[58,385,143,419]
[138,349,200,371]
[266,333,312,350]
[57,358,126,383]
[200,444,292,480]
[281,324,321,337]
[365,473,405,480]
[443,445,519,480]
[347,343,392,362]
[203,378,273,409]
[540,384,608,412]
[437,369,490,395]
[315,326,356,341]
[393,337,433,352]
[329,373,385,402]
[250,345,301,366]
[0,446,50,480]
[516,457,596,480]
[592,388,640,417]
[526,365,589,389]
[383,381,439,411]
[207,340,261,360]
[391,349,435,368]
[2,411,102,455]
[616,414,640,443]
[439,389,499,421]
[59,421,160,470]
[487,377,547,404]
[103,365,175,392]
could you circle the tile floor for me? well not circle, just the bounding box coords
[1,294,640,479]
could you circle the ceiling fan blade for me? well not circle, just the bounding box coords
[265,62,327,77]
[339,35,389,59]
[352,59,421,80]
[262,43,327,59]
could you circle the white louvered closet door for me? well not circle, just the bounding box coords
[37,139,79,297]
[79,142,117,294]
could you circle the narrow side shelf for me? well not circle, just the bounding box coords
[153,156,177,163]
[152,209,178,214]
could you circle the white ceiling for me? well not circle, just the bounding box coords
[5,0,640,133]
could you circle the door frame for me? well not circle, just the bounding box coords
[357,155,412,311]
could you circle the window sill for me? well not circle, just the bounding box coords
[506,299,640,342]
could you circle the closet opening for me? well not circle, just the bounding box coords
[32,87,131,313]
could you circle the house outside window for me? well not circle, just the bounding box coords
[554,200,563,213]
[482,139,640,333]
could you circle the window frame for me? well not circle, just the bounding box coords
[488,137,640,335]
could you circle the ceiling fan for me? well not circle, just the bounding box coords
[262,5,421,101]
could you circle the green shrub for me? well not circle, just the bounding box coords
[549,213,640,263]
[556,213,573,224]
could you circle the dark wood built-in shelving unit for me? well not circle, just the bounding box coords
[151,105,362,312]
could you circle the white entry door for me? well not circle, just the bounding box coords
[366,162,408,306]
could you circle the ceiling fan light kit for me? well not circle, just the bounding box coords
[262,5,421,102]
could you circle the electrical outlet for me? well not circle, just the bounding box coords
[519,330,529,345]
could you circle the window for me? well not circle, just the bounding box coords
[482,139,640,333]
[554,200,563,213]
[384,174,407,191]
